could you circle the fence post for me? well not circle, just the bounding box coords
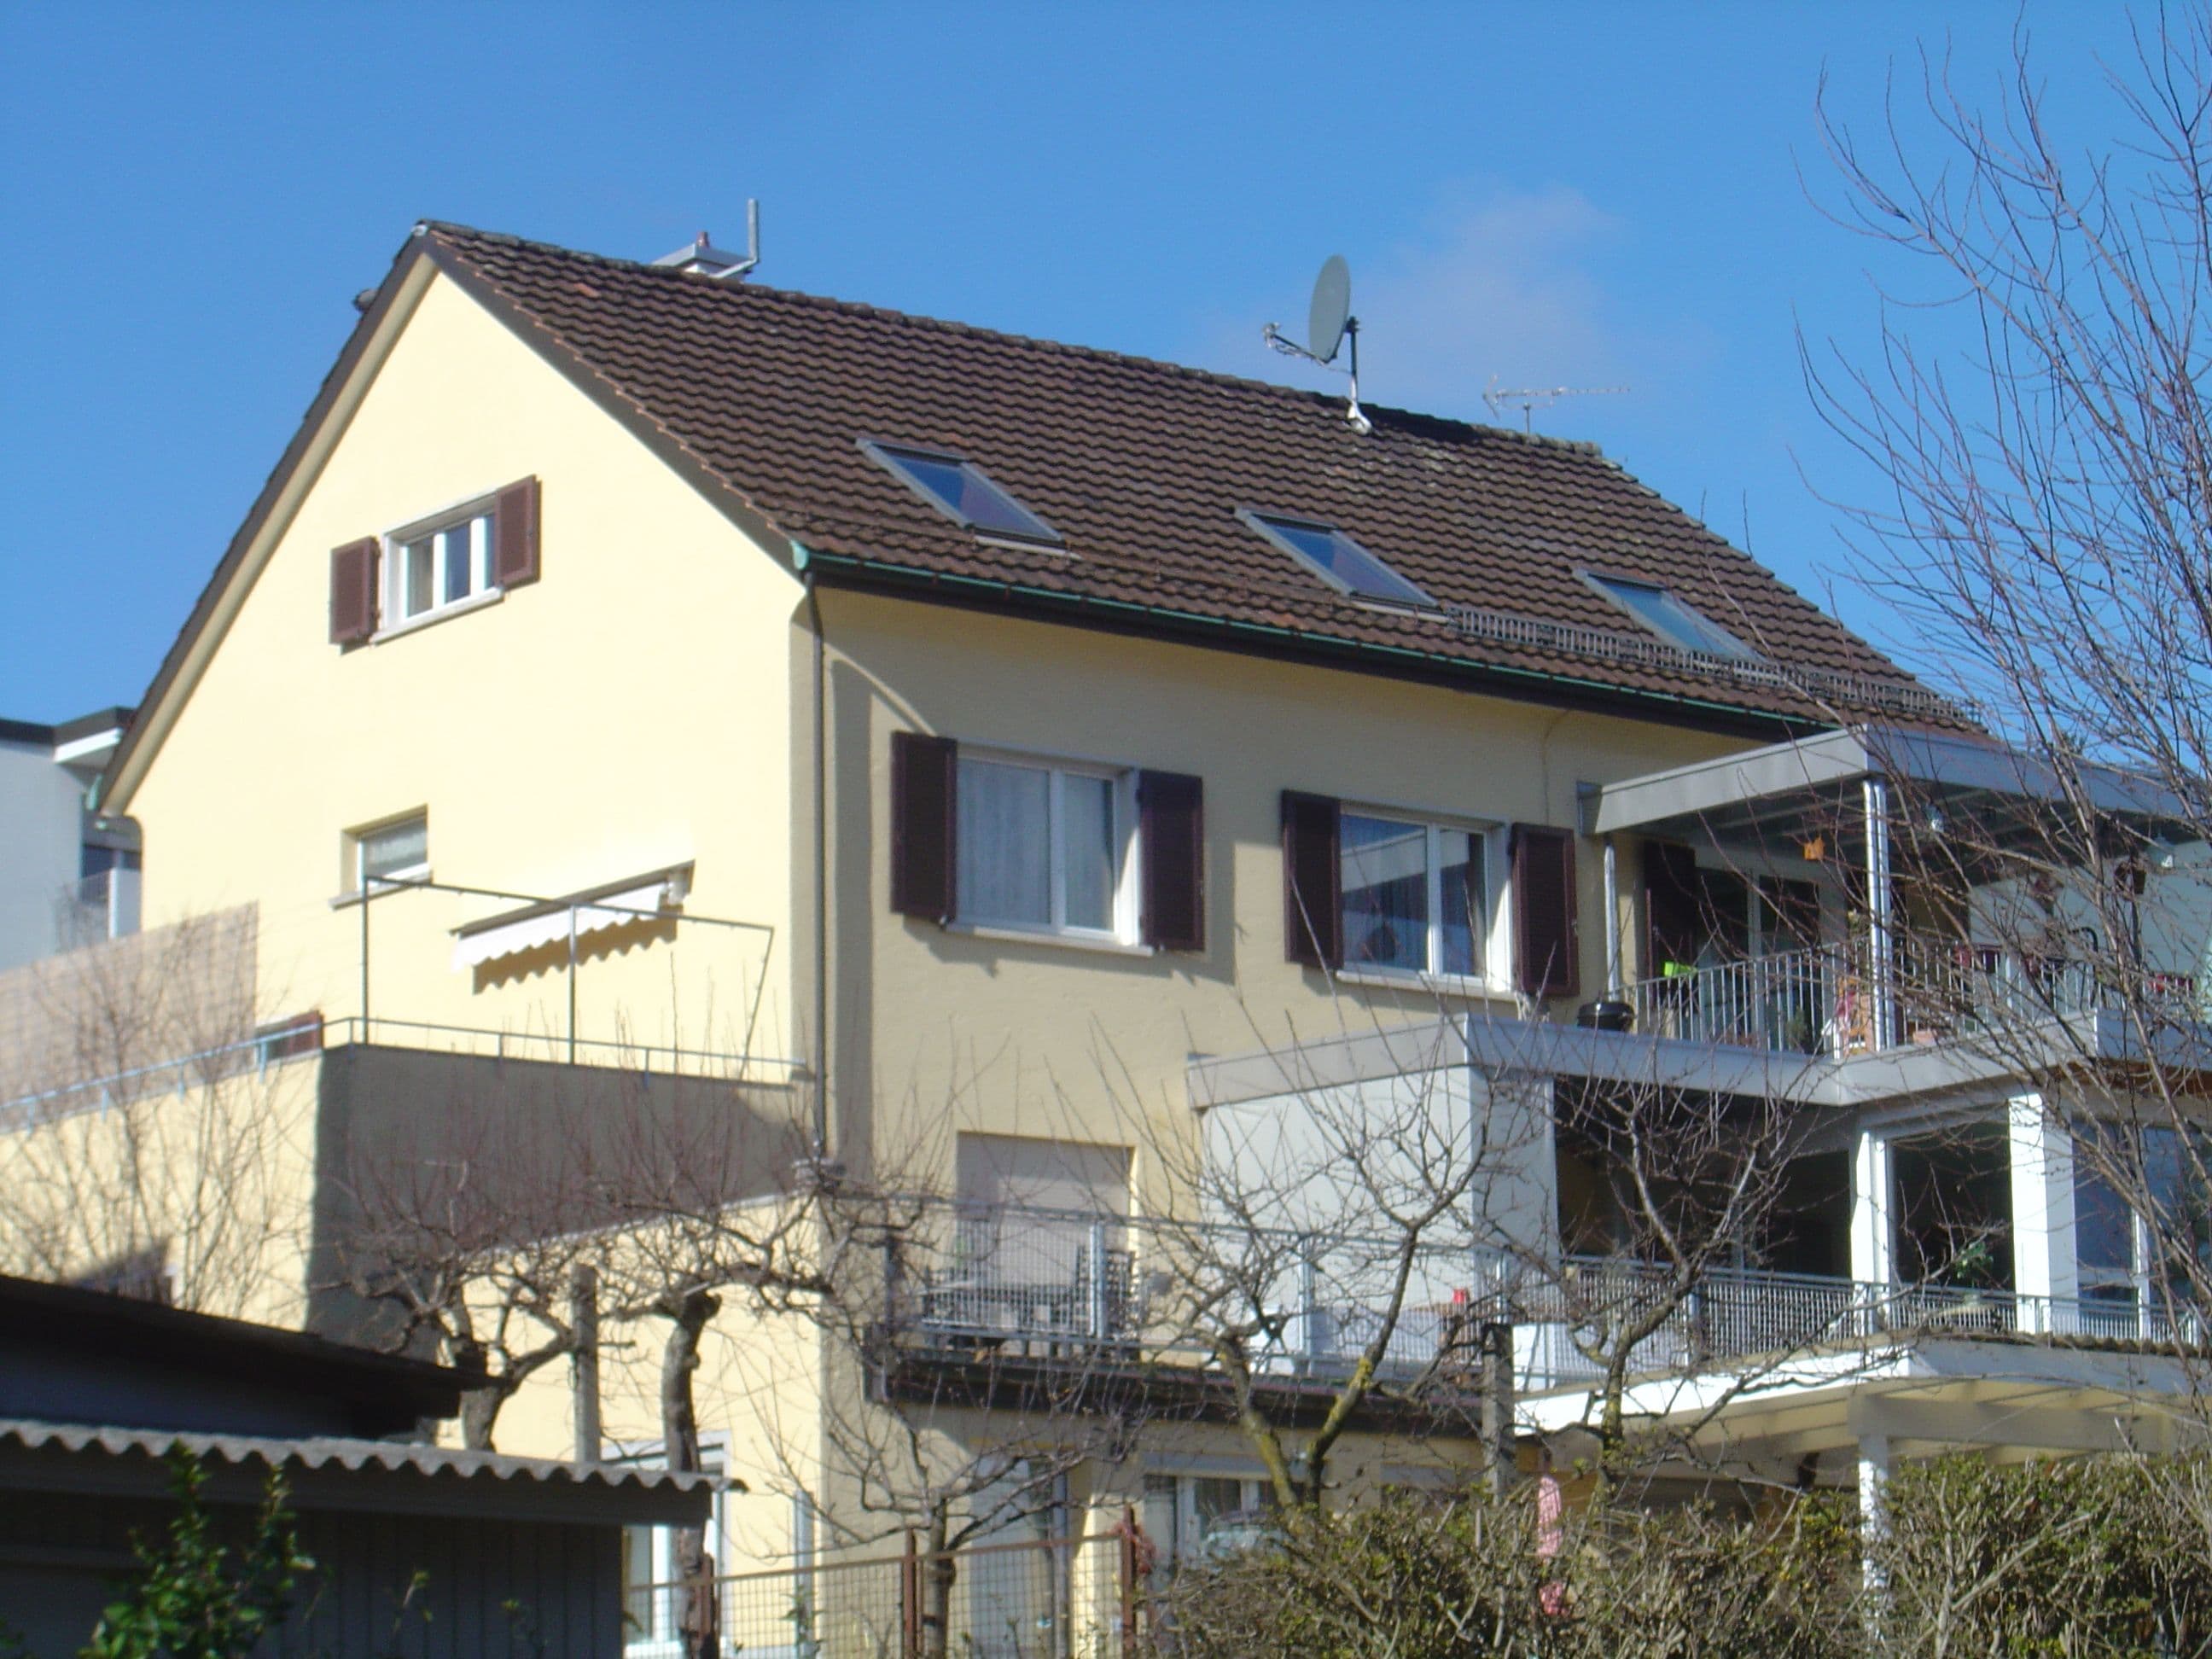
[902,1528,921,1659]
[1120,1505,1140,1655]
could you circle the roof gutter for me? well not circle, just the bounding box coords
[795,547,1830,737]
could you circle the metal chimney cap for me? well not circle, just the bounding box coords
[653,234,748,273]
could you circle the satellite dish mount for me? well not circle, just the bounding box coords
[1265,253,1372,435]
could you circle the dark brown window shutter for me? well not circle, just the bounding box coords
[1644,838,1703,974]
[1282,791,1342,968]
[890,731,958,921]
[329,538,378,645]
[493,476,541,588]
[1138,771,1204,952]
[1513,824,1580,1000]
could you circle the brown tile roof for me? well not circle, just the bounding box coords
[420,223,1970,733]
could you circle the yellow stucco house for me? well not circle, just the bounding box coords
[29,220,2208,1650]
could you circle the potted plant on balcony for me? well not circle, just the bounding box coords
[1941,1237,2002,1327]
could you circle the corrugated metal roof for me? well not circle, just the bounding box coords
[0,1416,717,1502]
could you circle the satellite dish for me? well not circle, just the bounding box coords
[1307,255,1352,364]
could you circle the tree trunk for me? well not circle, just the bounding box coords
[450,1330,502,1451]
[922,1505,957,1659]
[662,1287,721,1659]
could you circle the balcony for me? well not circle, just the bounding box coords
[1585,723,2206,1066]
[1512,1256,2206,1388]
[1620,934,2203,1060]
[876,1202,2204,1394]
[882,1199,1496,1378]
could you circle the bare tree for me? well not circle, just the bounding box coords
[1544,1071,1812,1479]
[0,907,307,1318]
[728,1174,1153,1659]
[1139,1017,1547,1510]
[329,1041,810,1457]
[1808,10,2212,1339]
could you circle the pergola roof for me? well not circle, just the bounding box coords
[1587,725,2197,848]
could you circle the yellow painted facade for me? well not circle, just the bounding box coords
[124,270,807,1074]
[818,587,1736,1199]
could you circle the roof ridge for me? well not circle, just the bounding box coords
[416,219,1603,456]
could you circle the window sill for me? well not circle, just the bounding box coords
[1334,965,1516,1004]
[941,921,1156,959]
[374,587,504,643]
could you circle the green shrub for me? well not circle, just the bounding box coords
[1157,1452,2212,1658]
[80,1450,313,1659]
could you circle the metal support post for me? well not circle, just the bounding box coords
[1863,776,1895,1050]
[1299,1244,1322,1371]
[1087,1221,1110,1340]
[1480,1319,1516,1498]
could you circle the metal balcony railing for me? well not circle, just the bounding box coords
[0,1013,804,1127]
[880,1204,2206,1391]
[1620,934,2202,1059]
[881,1200,1503,1377]
[1623,944,1840,1055]
[1512,1256,2208,1388]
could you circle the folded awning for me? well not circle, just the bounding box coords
[451,864,692,971]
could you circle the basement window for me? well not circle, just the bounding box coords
[1582,573,1761,661]
[860,439,1061,544]
[1237,509,1435,608]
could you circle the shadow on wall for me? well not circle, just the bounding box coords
[305,1043,810,1352]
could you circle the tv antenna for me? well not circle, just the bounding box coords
[1481,376,1629,434]
[1265,254,1372,435]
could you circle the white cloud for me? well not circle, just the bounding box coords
[1202,182,1708,424]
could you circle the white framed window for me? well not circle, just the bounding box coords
[386,499,498,628]
[955,751,1138,942]
[1141,1472,1278,1568]
[1339,809,1498,983]
[351,812,428,891]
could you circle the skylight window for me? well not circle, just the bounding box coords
[1582,573,1761,661]
[1237,509,1435,608]
[860,439,1061,544]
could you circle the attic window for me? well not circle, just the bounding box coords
[1582,573,1761,661]
[1237,509,1435,609]
[860,439,1060,544]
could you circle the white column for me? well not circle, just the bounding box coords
[1856,1430,1893,1592]
[2007,1091,2076,1328]
[1850,1127,1895,1293]
[1602,836,1622,997]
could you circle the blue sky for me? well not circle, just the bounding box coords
[0,3,2135,720]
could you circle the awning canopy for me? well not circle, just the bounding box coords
[451,864,692,971]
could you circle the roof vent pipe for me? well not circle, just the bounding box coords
[654,199,760,282]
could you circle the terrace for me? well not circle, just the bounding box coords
[876,1196,2209,1397]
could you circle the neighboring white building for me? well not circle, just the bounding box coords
[0,708,137,971]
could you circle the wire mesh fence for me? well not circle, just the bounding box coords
[625,1525,1143,1658]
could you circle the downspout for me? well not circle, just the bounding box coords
[800,547,831,1158]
